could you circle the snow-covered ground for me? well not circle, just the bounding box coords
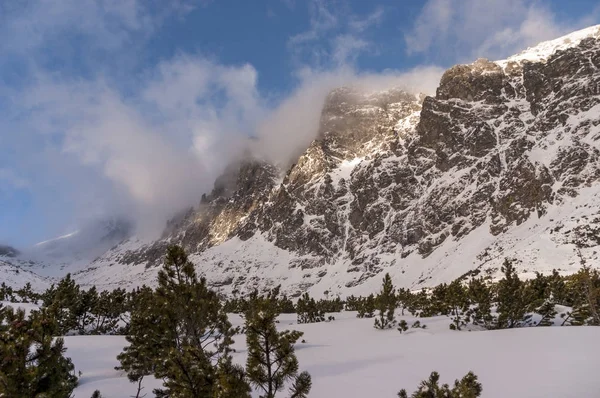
[68,312,600,398]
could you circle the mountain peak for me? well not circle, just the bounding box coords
[497,24,600,67]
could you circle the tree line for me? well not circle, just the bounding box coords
[1,246,598,397]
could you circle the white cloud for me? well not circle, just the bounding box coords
[287,1,386,69]
[16,56,264,237]
[254,64,445,167]
[1,0,175,53]
[405,0,600,61]
[288,0,338,46]
[2,0,443,242]
[332,34,370,66]
[349,6,384,32]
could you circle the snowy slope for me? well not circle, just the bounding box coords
[68,312,600,398]
[497,24,600,67]
[0,259,51,291]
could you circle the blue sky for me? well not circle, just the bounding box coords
[1,0,599,247]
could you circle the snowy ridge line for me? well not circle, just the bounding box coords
[496,24,600,67]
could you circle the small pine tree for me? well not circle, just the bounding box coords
[245,293,311,398]
[496,259,532,329]
[91,390,103,398]
[396,288,411,316]
[374,273,397,329]
[296,292,325,324]
[45,273,81,334]
[357,294,376,318]
[398,371,482,398]
[564,265,600,326]
[466,277,495,329]
[397,319,409,333]
[446,280,469,331]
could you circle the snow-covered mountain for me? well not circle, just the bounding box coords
[26,217,133,271]
[5,26,600,296]
[0,217,132,288]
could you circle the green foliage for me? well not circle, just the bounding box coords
[412,320,426,329]
[446,281,469,331]
[496,259,533,329]
[90,390,103,398]
[0,282,15,302]
[406,289,429,317]
[374,273,397,330]
[562,265,600,326]
[245,289,311,398]
[224,287,296,315]
[117,245,236,397]
[0,306,78,397]
[356,294,376,318]
[398,371,482,398]
[45,273,81,334]
[296,293,325,324]
[213,357,252,398]
[397,319,408,333]
[465,277,494,329]
[396,288,411,316]
[289,371,312,398]
[344,295,361,311]
[316,297,344,313]
[15,282,39,303]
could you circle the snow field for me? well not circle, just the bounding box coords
[68,312,600,398]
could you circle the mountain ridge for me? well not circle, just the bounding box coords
[4,25,600,296]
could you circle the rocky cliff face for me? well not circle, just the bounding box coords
[73,26,600,296]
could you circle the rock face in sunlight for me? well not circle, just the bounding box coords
[17,26,600,296]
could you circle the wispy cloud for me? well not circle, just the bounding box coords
[349,6,384,32]
[287,0,389,69]
[288,0,338,46]
[405,0,600,62]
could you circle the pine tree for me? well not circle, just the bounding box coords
[496,259,532,329]
[446,280,469,331]
[89,289,121,335]
[398,371,482,398]
[0,306,79,397]
[466,277,494,329]
[564,265,600,326]
[117,245,236,397]
[16,282,37,303]
[91,390,103,398]
[429,283,450,316]
[374,273,397,329]
[397,319,409,333]
[45,273,81,334]
[406,289,429,317]
[279,294,296,314]
[357,294,376,318]
[213,356,252,398]
[396,288,411,316]
[296,293,325,324]
[73,286,98,334]
[535,300,558,326]
[245,292,311,398]
[115,286,156,386]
